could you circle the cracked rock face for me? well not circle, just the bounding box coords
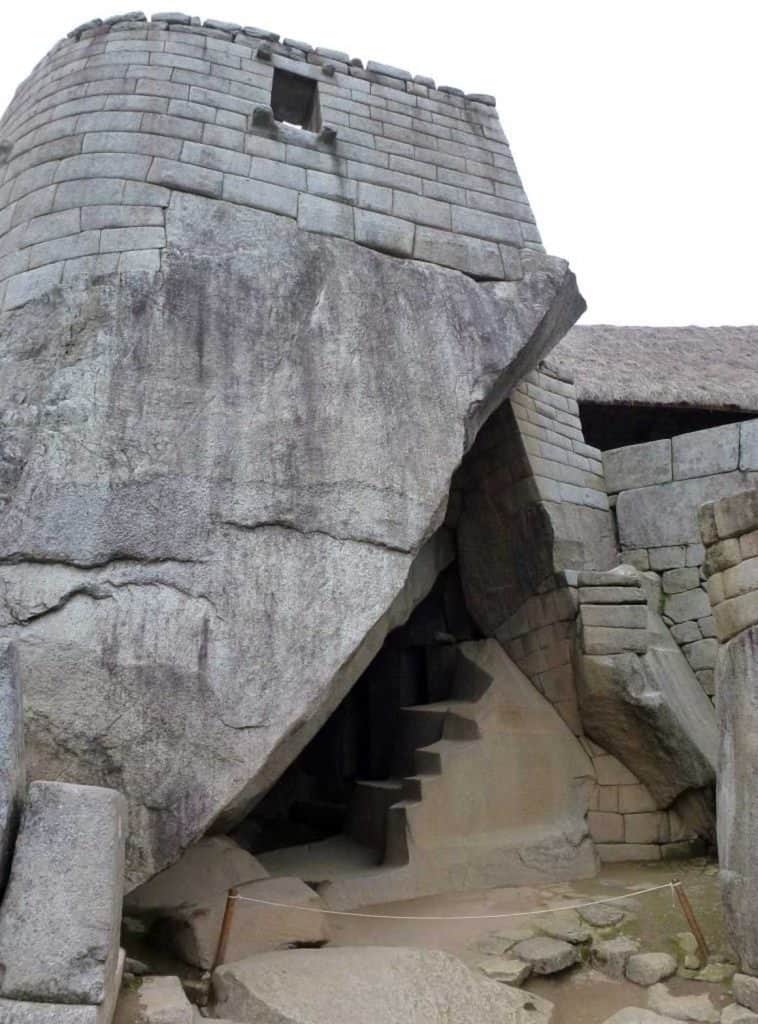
[0,194,583,885]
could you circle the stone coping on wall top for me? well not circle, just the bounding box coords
[63,12,498,107]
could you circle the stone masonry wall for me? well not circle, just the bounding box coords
[605,420,758,701]
[0,11,542,311]
[457,364,686,862]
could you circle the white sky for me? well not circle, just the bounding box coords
[0,0,756,326]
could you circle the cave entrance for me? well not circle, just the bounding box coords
[233,559,479,865]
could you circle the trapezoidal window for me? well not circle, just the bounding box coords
[271,67,322,132]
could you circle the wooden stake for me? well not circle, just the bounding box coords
[673,879,710,965]
[212,888,238,971]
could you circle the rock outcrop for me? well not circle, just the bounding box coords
[0,641,24,890]
[211,946,553,1024]
[0,191,583,886]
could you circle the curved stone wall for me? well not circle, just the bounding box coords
[0,12,541,311]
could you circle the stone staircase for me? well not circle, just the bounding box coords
[260,640,598,908]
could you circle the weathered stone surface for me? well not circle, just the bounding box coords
[0,642,24,889]
[212,947,554,1023]
[723,1004,758,1024]
[648,983,719,1023]
[0,781,126,1006]
[575,609,718,807]
[579,903,626,927]
[617,474,757,548]
[0,194,584,886]
[626,953,678,986]
[539,910,592,944]
[601,1011,679,1024]
[131,975,195,1023]
[511,936,579,974]
[717,631,758,975]
[734,976,758,1014]
[477,957,532,986]
[673,425,739,481]
[0,951,124,1023]
[592,936,641,980]
[125,836,268,969]
[219,877,329,963]
[603,440,672,493]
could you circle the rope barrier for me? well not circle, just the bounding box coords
[229,880,676,921]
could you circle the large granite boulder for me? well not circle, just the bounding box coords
[211,946,553,1024]
[575,605,717,808]
[0,641,24,889]
[717,627,758,974]
[0,194,584,885]
[0,781,125,1009]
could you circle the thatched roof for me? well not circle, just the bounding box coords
[547,325,758,412]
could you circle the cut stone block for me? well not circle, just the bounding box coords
[582,626,649,655]
[650,547,687,571]
[664,588,711,624]
[125,836,268,969]
[740,421,758,472]
[600,1011,681,1024]
[713,489,758,541]
[0,643,24,890]
[0,782,126,1006]
[0,949,124,1023]
[673,424,739,481]
[582,604,648,629]
[662,568,701,594]
[603,439,672,493]
[722,1003,758,1024]
[578,586,646,605]
[618,474,756,548]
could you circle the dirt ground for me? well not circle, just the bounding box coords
[118,857,733,1024]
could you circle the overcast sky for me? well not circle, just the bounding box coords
[0,1,755,325]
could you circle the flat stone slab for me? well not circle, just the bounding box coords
[626,953,678,986]
[539,910,592,944]
[648,983,719,1023]
[602,1011,680,1024]
[0,642,24,889]
[580,903,627,927]
[511,936,580,974]
[0,782,126,1005]
[212,946,554,1023]
[477,957,532,986]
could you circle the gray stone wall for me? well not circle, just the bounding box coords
[0,12,542,311]
[605,420,758,700]
[700,488,758,974]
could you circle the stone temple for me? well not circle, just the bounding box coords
[0,11,756,1024]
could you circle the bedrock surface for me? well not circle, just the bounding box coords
[0,193,583,885]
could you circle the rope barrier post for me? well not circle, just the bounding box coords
[212,888,238,971]
[672,879,709,965]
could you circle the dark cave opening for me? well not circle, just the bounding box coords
[233,561,480,859]
[579,402,755,451]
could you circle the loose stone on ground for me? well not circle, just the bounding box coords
[627,953,678,986]
[648,982,720,1023]
[511,936,580,975]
